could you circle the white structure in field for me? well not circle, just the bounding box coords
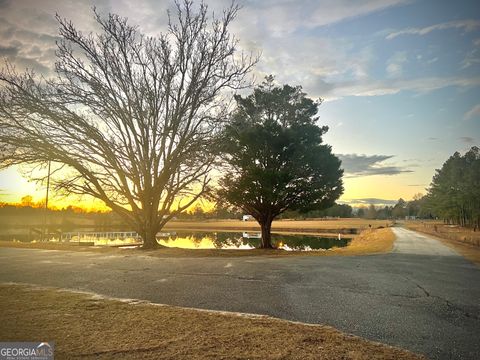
[242,214,253,221]
[242,232,261,239]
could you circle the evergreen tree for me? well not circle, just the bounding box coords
[218,77,343,248]
[425,147,480,229]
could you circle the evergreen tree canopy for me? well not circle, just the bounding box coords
[425,146,480,228]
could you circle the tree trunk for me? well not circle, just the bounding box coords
[260,218,274,249]
[141,227,160,249]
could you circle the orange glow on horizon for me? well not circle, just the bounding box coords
[0,193,216,214]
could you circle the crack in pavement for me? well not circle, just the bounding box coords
[146,271,267,283]
[402,275,479,321]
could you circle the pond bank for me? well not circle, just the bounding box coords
[0,228,395,257]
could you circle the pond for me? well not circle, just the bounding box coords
[156,231,351,251]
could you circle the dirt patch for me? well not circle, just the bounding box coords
[0,283,424,360]
[0,228,395,258]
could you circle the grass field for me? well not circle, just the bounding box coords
[0,283,424,360]
[164,218,392,234]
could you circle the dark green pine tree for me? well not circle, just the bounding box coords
[426,146,480,228]
[217,77,344,248]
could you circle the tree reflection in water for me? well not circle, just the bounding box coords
[158,231,350,251]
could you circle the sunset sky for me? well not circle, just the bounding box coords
[0,0,479,209]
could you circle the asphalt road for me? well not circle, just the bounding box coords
[0,227,479,359]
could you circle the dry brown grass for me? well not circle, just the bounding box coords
[0,284,424,360]
[164,218,392,234]
[331,228,395,256]
[0,227,395,258]
[405,221,480,265]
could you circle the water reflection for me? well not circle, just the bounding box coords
[158,231,350,251]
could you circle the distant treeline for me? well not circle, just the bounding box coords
[353,147,480,230]
[191,201,356,221]
[0,201,355,222]
[278,204,353,219]
[0,198,425,222]
[0,203,122,229]
[186,203,354,220]
[354,196,428,220]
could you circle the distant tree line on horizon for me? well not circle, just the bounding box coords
[355,196,426,220]
[0,201,121,233]
[352,146,480,230]
[0,198,352,220]
[0,197,415,222]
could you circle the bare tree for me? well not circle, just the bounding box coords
[0,1,255,248]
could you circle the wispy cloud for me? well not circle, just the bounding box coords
[463,104,480,120]
[459,136,475,144]
[337,154,413,177]
[320,76,480,100]
[386,19,480,40]
[2,0,477,102]
[340,198,398,206]
[461,38,480,69]
[0,44,18,56]
[356,198,399,205]
[233,0,409,37]
[386,51,408,78]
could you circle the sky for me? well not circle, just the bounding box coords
[0,0,479,209]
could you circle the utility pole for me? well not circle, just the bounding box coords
[43,161,51,242]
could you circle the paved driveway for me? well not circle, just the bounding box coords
[0,227,478,359]
[393,227,460,256]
